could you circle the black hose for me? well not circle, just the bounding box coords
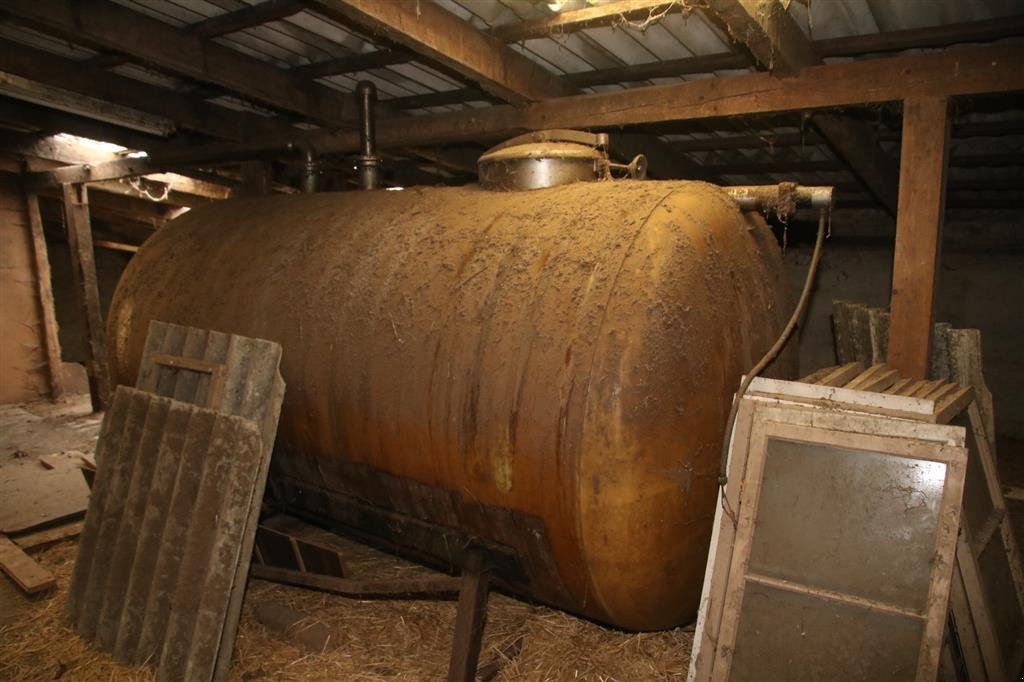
[718,209,829,485]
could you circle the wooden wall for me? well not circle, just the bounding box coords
[0,173,50,402]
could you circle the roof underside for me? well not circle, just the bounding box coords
[0,0,1021,213]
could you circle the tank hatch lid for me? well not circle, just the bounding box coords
[478,130,607,191]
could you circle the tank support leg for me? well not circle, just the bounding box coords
[447,550,490,682]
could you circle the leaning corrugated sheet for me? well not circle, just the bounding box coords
[68,387,264,681]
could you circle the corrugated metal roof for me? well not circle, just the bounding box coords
[0,0,1020,201]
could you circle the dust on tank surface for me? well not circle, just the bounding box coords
[105,131,797,631]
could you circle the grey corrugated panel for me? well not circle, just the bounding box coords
[68,386,265,681]
[136,320,285,451]
[134,321,286,680]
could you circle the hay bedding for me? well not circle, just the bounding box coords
[1,537,692,681]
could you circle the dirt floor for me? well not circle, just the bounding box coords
[0,396,694,681]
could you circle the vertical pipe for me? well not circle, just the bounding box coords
[301,148,319,193]
[356,81,381,190]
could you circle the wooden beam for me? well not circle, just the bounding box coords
[306,0,696,179]
[81,0,312,70]
[23,191,64,400]
[3,0,361,126]
[670,131,822,152]
[409,51,752,109]
[147,45,1024,164]
[0,70,175,136]
[703,159,842,175]
[493,1,686,43]
[305,0,574,103]
[888,97,951,380]
[389,87,496,110]
[810,113,899,212]
[291,49,409,79]
[190,0,308,38]
[61,183,110,411]
[566,51,750,87]
[94,239,140,253]
[702,0,900,214]
[240,160,273,196]
[816,14,1024,59]
[704,0,815,74]
[0,40,284,141]
[27,157,154,189]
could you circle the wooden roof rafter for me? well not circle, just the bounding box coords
[305,0,712,181]
[700,0,900,215]
[136,43,1022,166]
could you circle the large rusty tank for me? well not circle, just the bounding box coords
[106,164,795,630]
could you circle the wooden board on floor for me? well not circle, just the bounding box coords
[12,520,84,551]
[0,533,55,594]
[0,456,90,534]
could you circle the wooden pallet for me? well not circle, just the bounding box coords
[791,361,975,424]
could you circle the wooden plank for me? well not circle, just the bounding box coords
[704,0,816,75]
[930,386,974,425]
[389,87,495,110]
[689,399,759,680]
[844,363,889,390]
[447,551,490,682]
[816,14,1024,58]
[745,376,938,421]
[23,192,64,399]
[566,51,750,88]
[12,520,84,551]
[0,457,89,534]
[61,183,110,411]
[493,1,687,43]
[147,43,1024,162]
[922,382,958,404]
[817,362,865,387]
[888,96,951,380]
[857,368,900,393]
[0,70,173,136]
[944,329,996,454]
[800,365,838,384]
[251,564,463,596]
[291,49,410,79]
[0,533,55,594]
[899,380,929,397]
[955,531,1008,681]
[190,0,307,38]
[885,378,914,395]
[307,0,573,103]
[27,157,153,190]
[911,379,945,399]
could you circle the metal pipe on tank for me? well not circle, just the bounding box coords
[356,81,381,190]
[725,183,834,214]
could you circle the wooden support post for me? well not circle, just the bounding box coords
[887,96,951,379]
[240,160,272,197]
[23,191,64,399]
[447,550,490,682]
[61,183,110,411]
